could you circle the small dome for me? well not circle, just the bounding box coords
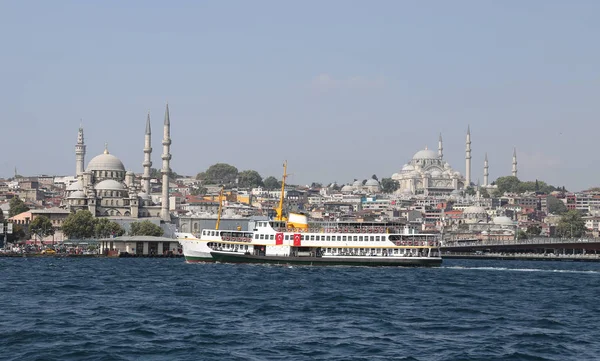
[138,192,152,200]
[493,216,514,226]
[464,205,487,215]
[453,171,462,178]
[66,181,83,191]
[86,148,126,172]
[365,179,379,186]
[95,179,126,191]
[412,148,438,160]
[68,190,86,199]
[341,185,354,192]
[402,164,414,172]
[352,180,362,187]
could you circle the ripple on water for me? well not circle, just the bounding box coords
[1,258,600,361]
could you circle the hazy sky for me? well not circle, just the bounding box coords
[1,1,599,191]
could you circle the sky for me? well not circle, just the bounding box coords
[1,1,599,191]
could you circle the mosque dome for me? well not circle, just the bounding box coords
[464,205,487,215]
[493,216,514,226]
[402,164,414,172]
[352,180,363,187]
[95,179,126,191]
[66,181,83,191]
[86,148,126,172]
[341,185,354,193]
[365,179,379,186]
[412,148,438,160]
[68,190,86,199]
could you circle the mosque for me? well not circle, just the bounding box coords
[392,127,517,196]
[63,104,173,222]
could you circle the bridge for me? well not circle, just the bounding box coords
[441,237,600,260]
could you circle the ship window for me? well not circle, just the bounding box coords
[337,236,341,241]
[342,236,347,241]
[376,236,380,241]
[285,235,290,240]
[326,236,330,241]
[310,235,315,241]
[255,234,259,239]
[315,236,320,241]
[260,234,264,240]
[353,236,358,242]
[270,235,274,240]
[370,236,374,241]
[359,236,363,242]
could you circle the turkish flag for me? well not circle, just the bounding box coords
[293,233,301,246]
[275,232,284,245]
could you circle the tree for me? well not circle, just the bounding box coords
[464,187,476,196]
[94,218,125,238]
[380,178,399,194]
[150,167,179,179]
[371,174,378,181]
[62,210,97,239]
[8,197,29,217]
[362,179,368,185]
[310,182,322,189]
[263,176,281,190]
[480,188,490,198]
[30,215,55,242]
[195,172,206,181]
[237,170,263,188]
[190,187,208,196]
[129,220,163,237]
[495,176,521,194]
[5,224,26,243]
[556,210,586,238]
[517,230,528,240]
[203,163,239,185]
[547,195,568,215]
[526,225,542,237]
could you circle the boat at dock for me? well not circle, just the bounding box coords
[178,162,442,267]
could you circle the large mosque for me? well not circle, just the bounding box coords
[392,127,517,196]
[63,104,173,222]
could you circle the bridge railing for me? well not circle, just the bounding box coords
[442,237,600,248]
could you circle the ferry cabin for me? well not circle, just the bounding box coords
[198,220,440,259]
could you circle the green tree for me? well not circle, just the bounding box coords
[526,225,542,237]
[203,163,239,185]
[94,218,125,238]
[150,167,179,179]
[8,197,30,217]
[190,187,208,196]
[310,182,323,189]
[129,220,164,236]
[380,178,399,194]
[480,188,490,198]
[62,210,97,239]
[30,215,55,241]
[517,230,528,240]
[5,224,26,243]
[495,176,521,194]
[237,170,263,188]
[371,174,378,181]
[464,186,476,196]
[263,176,281,190]
[556,210,586,238]
[547,195,568,215]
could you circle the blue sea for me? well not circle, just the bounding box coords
[0,258,599,361]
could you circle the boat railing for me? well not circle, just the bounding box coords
[275,226,391,234]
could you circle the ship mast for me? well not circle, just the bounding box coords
[215,186,225,230]
[275,161,288,221]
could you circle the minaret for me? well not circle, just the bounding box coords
[465,125,471,186]
[483,153,489,186]
[75,122,86,180]
[512,147,518,178]
[438,133,443,159]
[142,113,152,194]
[161,104,172,222]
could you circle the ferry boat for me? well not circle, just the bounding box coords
[178,163,442,267]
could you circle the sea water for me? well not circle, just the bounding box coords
[0,258,599,361]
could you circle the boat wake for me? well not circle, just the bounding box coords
[442,266,600,275]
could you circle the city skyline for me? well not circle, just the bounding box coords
[2,1,599,191]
